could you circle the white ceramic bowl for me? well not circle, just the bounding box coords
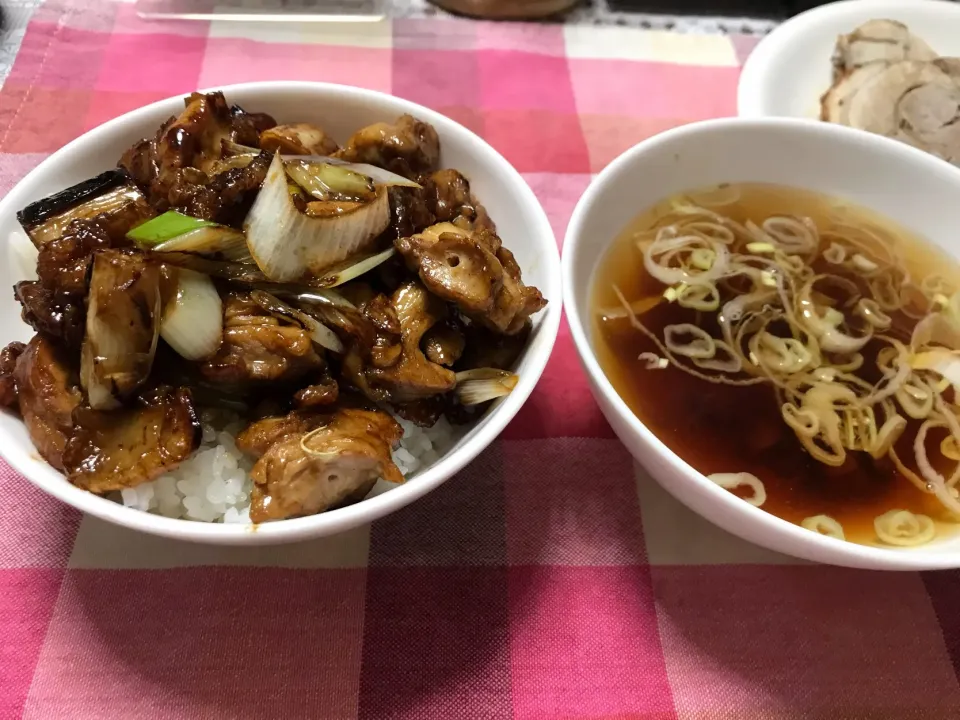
[0,81,561,545]
[563,116,960,570]
[738,0,960,120]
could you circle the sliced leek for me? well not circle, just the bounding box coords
[160,269,224,361]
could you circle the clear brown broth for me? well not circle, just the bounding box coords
[591,183,960,546]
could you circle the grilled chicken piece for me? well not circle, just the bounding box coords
[457,320,531,371]
[385,186,435,244]
[294,374,340,408]
[201,292,323,385]
[236,409,327,457]
[120,92,272,223]
[362,293,402,369]
[366,282,457,402]
[228,104,276,147]
[15,220,117,352]
[80,250,163,411]
[120,93,231,204]
[160,149,272,224]
[14,336,82,471]
[244,408,403,522]
[396,223,546,335]
[423,319,465,367]
[201,150,272,226]
[156,91,234,177]
[260,123,339,156]
[63,387,200,493]
[37,219,112,297]
[422,169,495,232]
[336,114,440,180]
[413,229,502,313]
[0,341,25,409]
[14,281,86,348]
[488,244,547,334]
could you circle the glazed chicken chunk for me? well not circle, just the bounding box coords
[201,292,323,386]
[422,169,495,232]
[363,281,457,402]
[13,336,82,470]
[0,341,25,409]
[260,123,339,156]
[120,92,274,223]
[336,114,440,180]
[14,219,117,351]
[64,388,200,494]
[239,408,403,522]
[13,335,199,491]
[396,223,546,335]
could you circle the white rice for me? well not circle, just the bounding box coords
[117,410,460,523]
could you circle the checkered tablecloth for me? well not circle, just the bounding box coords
[2,1,959,718]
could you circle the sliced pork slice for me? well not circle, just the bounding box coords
[821,63,888,123]
[831,19,936,80]
[844,60,960,163]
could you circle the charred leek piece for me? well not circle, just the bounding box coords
[455,368,519,405]
[313,247,397,288]
[18,170,155,247]
[81,251,162,410]
[244,153,390,282]
[131,212,251,262]
[155,252,269,284]
[155,229,250,262]
[160,269,224,360]
[127,211,215,246]
[268,286,357,310]
[250,290,344,354]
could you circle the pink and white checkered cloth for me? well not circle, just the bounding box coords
[2,2,959,718]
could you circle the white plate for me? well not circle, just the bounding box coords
[738,0,960,120]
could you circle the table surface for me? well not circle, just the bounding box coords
[3,1,960,719]
[0,0,780,86]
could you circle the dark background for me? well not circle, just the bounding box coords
[608,0,842,20]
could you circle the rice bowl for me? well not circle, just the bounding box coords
[0,82,561,545]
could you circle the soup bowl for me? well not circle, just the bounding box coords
[0,81,562,545]
[562,117,960,570]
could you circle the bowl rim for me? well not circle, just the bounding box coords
[562,115,960,570]
[0,80,562,544]
[737,0,960,119]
